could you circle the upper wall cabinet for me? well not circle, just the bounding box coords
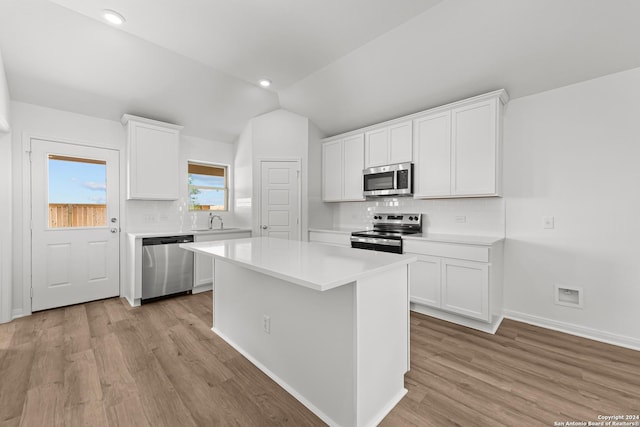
[122,115,183,200]
[322,133,365,202]
[321,89,508,202]
[414,91,507,198]
[364,120,412,168]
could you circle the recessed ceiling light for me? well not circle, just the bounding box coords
[103,9,125,26]
[259,79,272,88]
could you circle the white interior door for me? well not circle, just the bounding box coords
[31,139,120,311]
[260,161,300,240]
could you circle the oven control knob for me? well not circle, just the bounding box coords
[409,216,414,221]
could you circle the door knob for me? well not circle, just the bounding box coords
[110,228,118,233]
[261,225,268,229]
[110,217,118,223]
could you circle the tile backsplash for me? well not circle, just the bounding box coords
[332,197,505,236]
[125,199,237,233]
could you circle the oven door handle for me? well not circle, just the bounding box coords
[350,236,402,246]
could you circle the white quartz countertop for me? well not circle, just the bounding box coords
[308,227,359,235]
[403,233,504,245]
[180,236,417,292]
[127,228,251,238]
[309,227,503,246]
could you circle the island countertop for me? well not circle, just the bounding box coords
[180,236,416,292]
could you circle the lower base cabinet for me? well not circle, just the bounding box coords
[409,255,441,308]
[194,231,251,291]
[407,239,502,325]
[441,259,489,321]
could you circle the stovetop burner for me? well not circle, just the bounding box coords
[350,213,422,253]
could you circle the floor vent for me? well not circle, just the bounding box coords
[555,285,583,308]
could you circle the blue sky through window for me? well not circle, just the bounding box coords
[48,159,107,204]
[189,173,225,207]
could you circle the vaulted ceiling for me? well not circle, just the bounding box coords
[1,0,639,142]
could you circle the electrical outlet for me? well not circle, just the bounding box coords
[543,216,554,229]
[455,215,467,224]
[263,315,271,334]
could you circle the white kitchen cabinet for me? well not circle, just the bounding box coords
[406,237,503,330]
[413,111,451,197]
[451,99,498,196]
[322,140,342,201]
[364,120,412,168]
[322,133,365,202]
[409,255,441,308]
[193,231,251,292]
[413,91,507,199]
[122,114,183,200]
[441,259,489,321]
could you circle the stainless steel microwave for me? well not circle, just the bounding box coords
[363,162,413,197]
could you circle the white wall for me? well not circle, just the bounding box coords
[0,48,9,133]
[240,109,312,239]
[503,66,640,349]
[8,101,236,318]
[307,121,333,230]
[0,49,11,323]
[0,132,11,324]
[125,134,236,233]
[9,101,124,318]
[234,123,253,228]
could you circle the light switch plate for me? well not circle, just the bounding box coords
[543,216,554,229]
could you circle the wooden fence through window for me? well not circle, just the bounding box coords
[48,204,107,228]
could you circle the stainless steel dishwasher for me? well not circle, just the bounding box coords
[141,235,194,301]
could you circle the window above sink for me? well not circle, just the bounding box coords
[188,162,228,212]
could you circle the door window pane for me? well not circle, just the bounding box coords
[48,155,107,228]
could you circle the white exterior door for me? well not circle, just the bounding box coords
[31,139,120,311]
[260,161,300,240]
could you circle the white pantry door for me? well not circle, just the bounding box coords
[260,161,300,240]
[31,139,120,311]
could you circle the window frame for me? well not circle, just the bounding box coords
[187,161,229,212]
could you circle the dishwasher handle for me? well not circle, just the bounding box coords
[142,235,194,246]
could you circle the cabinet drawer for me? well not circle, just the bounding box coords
[309,231,351,247]
[404,239,489,262]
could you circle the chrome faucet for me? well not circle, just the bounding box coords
[208,213,223,230]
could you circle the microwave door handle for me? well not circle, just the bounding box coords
[393,171,397,190]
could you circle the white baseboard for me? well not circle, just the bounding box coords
[503,310,640,352]
[124,296,140,307]
[410,303,504,334]
[367,388,407,427]
[11,308,26,320]
[212,327,341,427]
[192,284,213,294]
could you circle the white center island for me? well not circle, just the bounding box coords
[180,237,417,427]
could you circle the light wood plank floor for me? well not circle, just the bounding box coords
[1,291,638,426]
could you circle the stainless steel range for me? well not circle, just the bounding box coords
[350,213,422,254]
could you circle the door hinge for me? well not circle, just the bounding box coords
[27,151,32,162]
[30,288,33,298]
